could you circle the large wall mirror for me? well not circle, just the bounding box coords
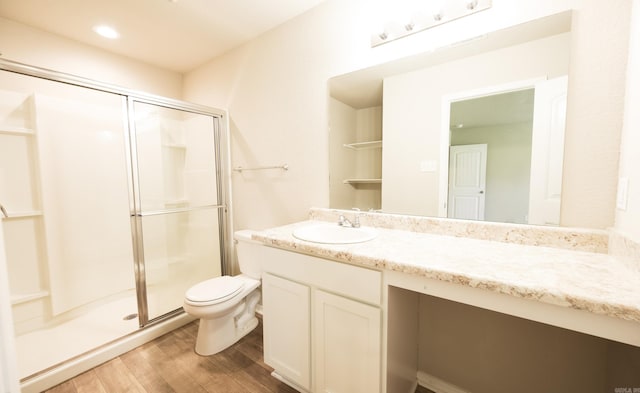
[329,11,573,226]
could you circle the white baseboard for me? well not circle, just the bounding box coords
[417,370,471,393]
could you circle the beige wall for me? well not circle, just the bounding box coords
[329,98,358,209]
[329,101,382,211]
[184,4,333,230]
[1,0,639,390]
[2,1,635,233]
[418,295,640,393]
[382,33,569,217]
[183,0,600,231]
[181,3,639,387]
[0,17,182,99]
[615,0,640,243]
[182,0,632,232]
[353,107,382,211]
[560,0,632,229]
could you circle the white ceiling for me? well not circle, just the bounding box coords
[0,0,325,73]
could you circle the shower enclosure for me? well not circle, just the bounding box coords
[0,59,230,390]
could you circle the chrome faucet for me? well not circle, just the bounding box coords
[338,208,361,228]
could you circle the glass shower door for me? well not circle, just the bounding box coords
[129,101,224,323]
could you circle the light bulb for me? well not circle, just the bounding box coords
[430,0,445,21]
[93,25,119,39]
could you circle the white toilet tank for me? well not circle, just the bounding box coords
[234,230,264,279]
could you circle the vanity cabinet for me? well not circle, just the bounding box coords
[259,245,382,393]
[314,289,381,393]
[262,273,311,390]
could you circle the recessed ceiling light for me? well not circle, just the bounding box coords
[93,25,120,39]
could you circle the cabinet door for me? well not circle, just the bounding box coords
[314,290,381,393]
[262,273,311,390]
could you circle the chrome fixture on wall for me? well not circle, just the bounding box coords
[232,163,289,173]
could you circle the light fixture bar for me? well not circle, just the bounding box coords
[371,0,492,47]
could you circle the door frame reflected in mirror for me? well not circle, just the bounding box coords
[439,77,543,221]
[439,75,568,225]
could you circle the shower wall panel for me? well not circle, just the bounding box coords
[0,85,49,335]
[0,71,136,322]
[36,91,135,316]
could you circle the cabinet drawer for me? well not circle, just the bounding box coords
[260,245,382,305]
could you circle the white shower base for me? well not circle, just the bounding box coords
[16,293,140,379]
[15,279,196,392]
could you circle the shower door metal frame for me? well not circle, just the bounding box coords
[126,97,230,326]
[0,58,233,329]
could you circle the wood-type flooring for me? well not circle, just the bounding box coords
[43,318,435,393]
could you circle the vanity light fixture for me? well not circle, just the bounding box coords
[370,0,491,47]
[466,0,479,10]
[431,0,445,21]
[93,25,120,39]
[405,21,416,31]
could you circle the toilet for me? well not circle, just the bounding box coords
[183,230,262,356]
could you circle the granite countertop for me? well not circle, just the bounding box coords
[254,220,640,324]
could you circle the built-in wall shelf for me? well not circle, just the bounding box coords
[1,210,43,220]
[11,290,50,305]
[343,140,382,150]
[0,126,35,136]
[343,179,382,185]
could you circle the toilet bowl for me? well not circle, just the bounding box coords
[183,230,263,356]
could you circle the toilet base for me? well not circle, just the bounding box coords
[194,289,261,356]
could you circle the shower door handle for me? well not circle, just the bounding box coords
[131,204,226,217]
[0,203,8,218]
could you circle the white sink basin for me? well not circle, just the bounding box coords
[292,223,378,244]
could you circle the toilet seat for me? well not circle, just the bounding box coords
[185,276,244,306]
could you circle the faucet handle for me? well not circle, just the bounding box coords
[351,208,361,227]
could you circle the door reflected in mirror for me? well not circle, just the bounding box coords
[445,79,567,226]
